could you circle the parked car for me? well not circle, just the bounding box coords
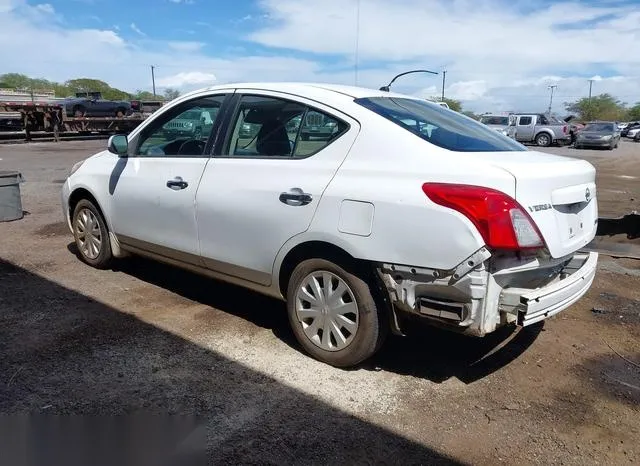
[161,107,217,141]
[60,92,133,118]
[478,114,517,139]
[512,113,571,146]
[625,126,640,140]
[621,122,640,138]
[574,121,620,150]
[299,110,340,141]
[62,83,598,368]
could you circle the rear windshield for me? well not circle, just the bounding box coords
[584,123,614,132]
[355,97,526,152]
[480,116,510,125]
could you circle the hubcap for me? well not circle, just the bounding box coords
[295,271,359,352]
[75,208,102,260]
[538,135,550,145]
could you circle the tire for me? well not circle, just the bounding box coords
[116,107,126,117]
[286,258,386,368]
[72,199,113,269]
[535,132,552,147]
[73,105,85,117]
[608,141,614,150]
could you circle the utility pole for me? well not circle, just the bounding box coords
[354,0,360,86]
[547,85,557,114]
[441,70,446,101]
[151,65,157,97]
[587,79,595,120]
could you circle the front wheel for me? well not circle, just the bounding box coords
[286,259,386,367]
[72,199,113,269]
[535,132,552,147]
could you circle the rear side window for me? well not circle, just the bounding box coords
[355,97,525,152]
[518,116,533,125]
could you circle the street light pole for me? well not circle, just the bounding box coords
[547,85,557,114]
[151,65,157,97]
[587,79,595,120]
[379,69,439,92]
[441,70,446,101]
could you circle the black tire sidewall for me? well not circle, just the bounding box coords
[536,133,551,147]
[72,199,113,269]
[286,258,384,368]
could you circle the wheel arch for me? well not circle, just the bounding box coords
[67,187,126,258]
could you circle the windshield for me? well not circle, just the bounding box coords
[584,123,614,132]
[356,97,526,152]
[480,116,510,125]
[180,110,202,120]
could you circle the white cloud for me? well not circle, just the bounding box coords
[167,41,204,52]
[168,0,194,4]
[157,71,217,88]
[130,22,145,36]
[34,3,54,14]
[0,0,638,114]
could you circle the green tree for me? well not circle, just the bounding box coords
[133,90,160,100]
[163,88,181,101]
[64,78,131,100]
[462,110,479,120]
[441,97,462,112]
[627,103,640,121]
[565,93,627,122]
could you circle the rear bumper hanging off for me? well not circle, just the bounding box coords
[499,252,598,327]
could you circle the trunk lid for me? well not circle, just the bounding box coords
[467,151,598,258]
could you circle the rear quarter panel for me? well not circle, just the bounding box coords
[298,118,517,271]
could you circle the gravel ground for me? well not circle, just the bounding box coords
[0,139,638,465]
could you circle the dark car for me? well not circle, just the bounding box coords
[574,121,620,150]
[60,92,132,118]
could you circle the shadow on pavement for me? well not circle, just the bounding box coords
[73,249,542,386]
[0,258,465,465]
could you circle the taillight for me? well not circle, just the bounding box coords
[422,183,545,251]
[563,125,568,134]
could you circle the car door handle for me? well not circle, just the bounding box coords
[279,188,312,206]
[166,177,188,190]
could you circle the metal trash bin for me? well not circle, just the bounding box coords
[0,171,25,222]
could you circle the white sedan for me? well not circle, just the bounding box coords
[62,83,598,367]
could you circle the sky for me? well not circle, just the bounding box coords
[1,0,639,114]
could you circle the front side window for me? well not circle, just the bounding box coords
[356,97,525,152]
[223,95,348,158]
[136,95,226,157]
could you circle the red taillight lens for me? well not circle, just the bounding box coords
[422,183,545,250]
[563,125,568,134]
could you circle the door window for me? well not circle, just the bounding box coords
[518,116,533,126]
[222,95,348,158]
[136,95,227,157]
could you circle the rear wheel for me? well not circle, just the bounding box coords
[286,258,386,367]
[535,132,552,147]
[72,199,113,269]
[115,107,126,117]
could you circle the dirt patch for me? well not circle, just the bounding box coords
[35,221,71,237]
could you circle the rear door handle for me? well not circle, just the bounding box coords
[279,188,312,206]
[166,176,188,190]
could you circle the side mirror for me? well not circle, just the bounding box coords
[108,134,128,156]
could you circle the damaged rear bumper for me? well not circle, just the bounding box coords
[499,252,598,326]
[378,250,598,337]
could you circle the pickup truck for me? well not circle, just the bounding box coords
[512,113,571,147]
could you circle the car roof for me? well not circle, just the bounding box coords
[181,81,424,103]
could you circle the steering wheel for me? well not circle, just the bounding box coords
[177,139,206,155]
